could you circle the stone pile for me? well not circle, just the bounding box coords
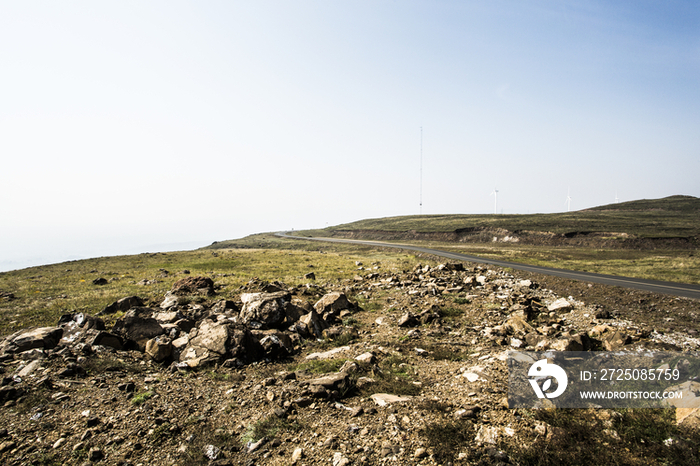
[1,277,360,377]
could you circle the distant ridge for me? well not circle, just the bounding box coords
[585,195,700,213]
[290,195,700,248]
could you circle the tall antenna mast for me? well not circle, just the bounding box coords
[419,126,423,214]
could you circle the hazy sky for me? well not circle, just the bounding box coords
[2,1,699,271]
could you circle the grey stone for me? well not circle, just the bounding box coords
[171,276,215,296]
[398,312,418,328]
[111,308,164,351]
[239,291,291,329]
[307,372,349,390]
[88,447,104,461]
[548,298,572,312]
[314,292,353,315]
[90,331,124,350]
[203,444,221,460]
[296,310,328,338]
[145,336,172,363]
[99,296,143,315]
[370,393,412,406]
[5,327,63,353]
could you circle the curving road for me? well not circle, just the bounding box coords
[275,232,700,300]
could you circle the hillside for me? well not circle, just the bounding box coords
[294,195,700,249]
[2,249,700,466]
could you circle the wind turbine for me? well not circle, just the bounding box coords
[491,188,499,214]
[615,191,619,204]
[566,188,572,212]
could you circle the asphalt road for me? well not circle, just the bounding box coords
[275,232,700,300]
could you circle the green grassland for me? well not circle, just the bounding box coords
[302,195,700,238]
[0,244,421,338]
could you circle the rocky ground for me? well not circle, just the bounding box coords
[1,260,700,466]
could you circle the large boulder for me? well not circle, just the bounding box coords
[239,291,291,329]
[188,319,230,356]
[547,298,572,312]
[171,276,215,296]
[314,292,354,315]
[145,336,172,363]
[502,316,535,335]
[293,310,328,338]
[90,331,124,351]
[99,296,144,315]
[2,327,63,353]
[111,308,165,351]
[180,321,263,368]
[58,313,106,347]
[252,330,294,359]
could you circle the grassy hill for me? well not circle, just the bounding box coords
[298,195,700,239]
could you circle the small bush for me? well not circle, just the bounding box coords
[150,423,174,442]
[83,355,143,375]
[241,415,300,444]
[131,390,155,405]
[318,330,359,349]
[289,358,349,374]
[357,354,421,396]
[440,306,463,318]
[422,343,467,361]
[420,421,474,463]
[342,316,359,326]
[417,399,452,412]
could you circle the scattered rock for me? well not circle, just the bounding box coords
[145,336,172,363]
[88,447,104,461]
[305,346,351,361]
[111,308,164,351]
[99,296,144,315]
[370,393,412,406]
[548,297,572,312]
[333,451,350,466]
[239,291,291,329]
[0,254,695,466]
[203,444,221,460]
[2,327,63,353]
[171,276,215,296]
[291,447,304,463]
[398,312,418,327]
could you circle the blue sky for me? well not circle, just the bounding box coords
[1,0,699,271]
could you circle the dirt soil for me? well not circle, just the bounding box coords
[1,259,699,466]
[516,270,700,339]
